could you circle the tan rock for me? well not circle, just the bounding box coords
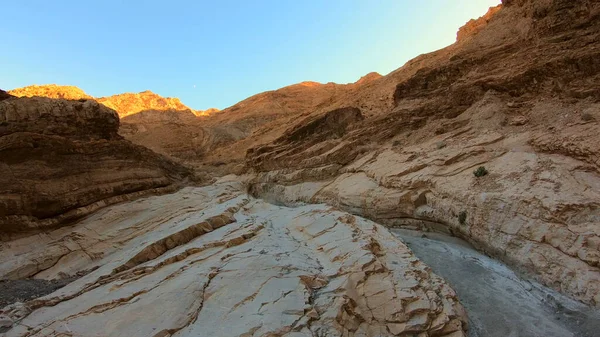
[244,0,600,307]
[0,95,194,235]
[0,179,466,336]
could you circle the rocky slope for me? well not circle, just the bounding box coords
[97,90,195,118]
[0,92,194,236]
[0,179,468,336]
[246,0,600,307]
[2,1,600,335]
[6,76,387,166]
[200,73,383,166]
[7,86,220,160]
[8,85,92,101]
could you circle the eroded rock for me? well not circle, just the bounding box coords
[0,179,467,336]
[0,96,194,234]
[245,0,600,307]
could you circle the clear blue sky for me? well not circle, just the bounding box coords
[2,0,500,109]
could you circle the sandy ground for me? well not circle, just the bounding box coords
[392,229,600,337]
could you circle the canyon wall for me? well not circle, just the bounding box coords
[246,0,600,306]
[0,93,195,236]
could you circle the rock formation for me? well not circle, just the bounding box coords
[246,0,600,306]
[193,107,220,117]
[200,74,383,165]
[7,86,220,161]
[97,90,194,118]
[8,74,384,166]
[8,85,92,101]
[0,94,194,235]
[2,0,600,336]
[0,179,467,336]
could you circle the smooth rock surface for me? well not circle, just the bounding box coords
[0,178,467,336]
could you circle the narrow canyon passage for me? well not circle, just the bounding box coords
[392,229,600,337]
[2,179,599,336]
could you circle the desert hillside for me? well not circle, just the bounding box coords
[0,91,196,236]
[8,84,92,100]
[8,74,385,165]
[1,1,600,336]
[247,0,600,307]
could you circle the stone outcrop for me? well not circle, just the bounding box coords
[246,0,600,307]
[97,90,193,118]
[8,85,92,101]
[0,90,12,101]
[0,95,194,235]
[0,179,466,336]
[456,5,501,41]
[2,1,600,335]
[247,107,365,172]
[194,107,220,117]
[199,74,383,165]
[7,86,217,161]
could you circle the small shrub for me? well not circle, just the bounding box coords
[458,211,467,225]
[436,141,447,149]
[473,166,488,177]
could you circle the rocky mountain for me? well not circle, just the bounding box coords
[193,107,220,117]
[2,1,600,336]
[246,0,600,307]
[8,85,92,100]
[7,75,383,165]
[7,86,220,160]
[8,86,207,119]
[0,92,195,237]
[198,73,383,166]
[97,90,194,118]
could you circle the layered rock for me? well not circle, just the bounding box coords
[0,179,467,336]
[247,107,365,172]
[97,90,194,118]
[0,90,12,101]
[201,74,382,165]
[246,0,600,306]
[0,95,193,235]
[97,91,224,161]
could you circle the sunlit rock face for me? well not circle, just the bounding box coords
[97,90,193,118]
[8,85,92,101]
[0,179,467,336]
[246,0,600,307]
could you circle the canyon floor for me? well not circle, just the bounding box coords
[1,179,469,336]
[1,178,598,336]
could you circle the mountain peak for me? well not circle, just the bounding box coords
[456,5,502,42]
[355,72,382,85]
[8,84,92,100]
[97,92,192,118]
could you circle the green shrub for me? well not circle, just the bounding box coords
[458,211,467,225]
[473,166,488,177]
